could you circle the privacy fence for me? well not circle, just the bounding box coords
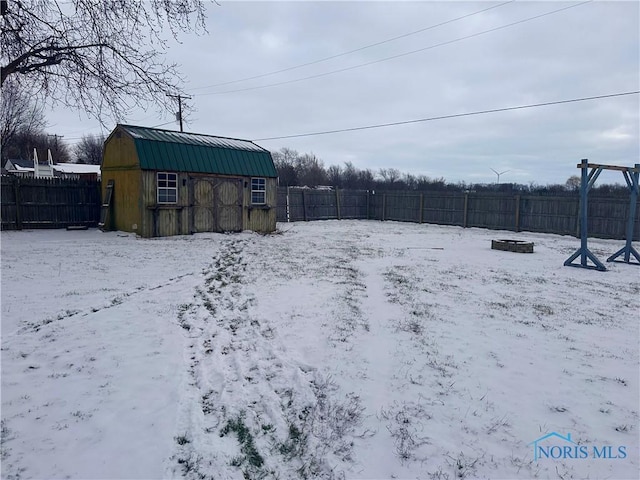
[277,187,640,241]
[1,176,101,230]
[1,178,637,240]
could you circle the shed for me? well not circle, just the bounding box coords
[101,124,278,237]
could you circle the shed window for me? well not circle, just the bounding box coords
[251,178,266,204]
[157,172,178,204]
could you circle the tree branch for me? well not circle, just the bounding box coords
[0,0,210,124]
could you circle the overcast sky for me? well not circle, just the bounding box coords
[50,1,639,185]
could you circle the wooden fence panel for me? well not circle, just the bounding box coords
[338,190,369,219]
[304,190,338,220]
[1,176,101,230]
[384,192,422,223]
[286,189,306,222]
[422,192,465,226]
[519,196,578,236]
[276,189,288,222]
[588,196,639,240]
[367,192,384,220]
[1,178,19,229]
[467,195,518,231]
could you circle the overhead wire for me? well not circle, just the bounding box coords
[198,1,592,96]
[189,0,516,91]
[252,91,640,141]
[151,120,177,128]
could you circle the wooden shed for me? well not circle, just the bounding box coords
[101,124,278,237]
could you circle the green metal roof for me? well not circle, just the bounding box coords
[118,124,277,177]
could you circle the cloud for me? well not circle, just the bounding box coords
[48,0,639,185]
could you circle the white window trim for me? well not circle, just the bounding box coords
[251,177,266,205]
[157,172,178,204]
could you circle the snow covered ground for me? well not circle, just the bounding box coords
[1,220,638,480]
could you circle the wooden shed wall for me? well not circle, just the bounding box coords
[139,172,276,237]
[101,133,142,233]
[244,177,277,233]
[102,131,139,169]
[141,170,190,238]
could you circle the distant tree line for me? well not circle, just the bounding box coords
[272,147,630,196]
[1,78,104,165]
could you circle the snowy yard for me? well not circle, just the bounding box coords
[1,220,638,479]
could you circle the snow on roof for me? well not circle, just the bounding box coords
[5,159,34,169]
[53,163,101,174]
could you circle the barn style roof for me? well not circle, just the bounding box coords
[117,124,277,177]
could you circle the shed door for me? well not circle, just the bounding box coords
[191,178,215,233]
[215,179,243,232]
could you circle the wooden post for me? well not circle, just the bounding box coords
[564,159,606,270]
[382,194,386,221]
[13,177,22,230]
[286,186,290,222]
[336,188,341,220]
[366,190,370,220]
[606,163,640,264]
[419,193,424,224]
[515,195,521,232]
[302,189,307,221]
[463,192,469,228]
[575,196,580,238]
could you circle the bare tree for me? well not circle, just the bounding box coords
[1,0,208,124]
[358,168,375,190]
[272,147,299,186]
[342,162,360,189]
[5,130,71,163]
[296,153,327,187]
[0,77,46,158]
[565,175,581,191]
[327,164,343,188]
[378,168,401,185]
[73,134,105,164]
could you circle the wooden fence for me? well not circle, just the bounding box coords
[1,178,637,240]
[1,176,101,230]
[277,187,640,240]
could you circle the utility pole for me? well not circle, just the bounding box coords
[490,168,510,184]
[167,94,191,132]
[47,134,64,159]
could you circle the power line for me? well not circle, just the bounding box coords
[200,1,592,97]
[60,120,175,142]
[151,120,177,128]
[252,91,639,142]
[189,0,515,91]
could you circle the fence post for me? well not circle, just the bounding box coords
[463,192,469,228]
[286,186,290,222]
[419,193,424,224]
[336,188,341,220]
[382,194,386,221]
[515,195,521,232]
[13,177,22,230]
[302,189,307,221]
[366,190,370,220]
